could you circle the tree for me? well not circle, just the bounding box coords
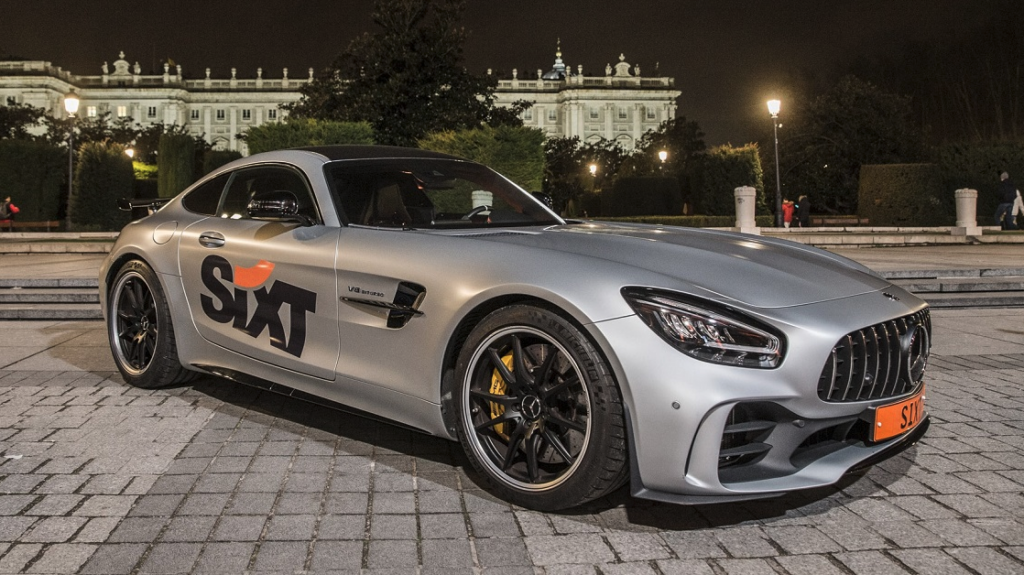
[767,75,923,214]
[289,0,517,146]
[620,116,706,177]
[0,103,45,140]
[543,136,587,214]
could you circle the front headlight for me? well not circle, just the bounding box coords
[622,288,784,369]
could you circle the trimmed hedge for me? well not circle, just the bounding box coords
[597,215,775,228]
[858,163,951,226]
[203,150,242,175]
[158,133,196,198]
[689,144,766,216]
[602,176,682,217]
[419,125,546,191]
[70,142,133,231]
[0,139,65,223]
[243,119,374,154]
[932,142,1024,222]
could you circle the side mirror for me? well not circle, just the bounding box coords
[247,190,313,225]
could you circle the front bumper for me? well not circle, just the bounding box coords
[591,289,930,503]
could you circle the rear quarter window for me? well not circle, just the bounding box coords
[181,173,230,215]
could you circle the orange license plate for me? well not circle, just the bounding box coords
[872,385,925,442]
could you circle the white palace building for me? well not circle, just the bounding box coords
[0,47,680,155]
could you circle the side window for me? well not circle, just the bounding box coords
[218,166,319,222]
[181,173,230,215]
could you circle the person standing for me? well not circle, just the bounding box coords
[782,199,795,228]
[995,172,1018,230]
[795,194,811,227]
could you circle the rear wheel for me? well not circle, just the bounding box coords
[107,260,195,388]
[454,305,628,510]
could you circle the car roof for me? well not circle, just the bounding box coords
[295,145,463,162]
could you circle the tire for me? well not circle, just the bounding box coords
[107,260,196,389]
[454,304,628,510]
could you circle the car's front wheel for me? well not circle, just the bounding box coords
[107,260,195,389]
[454,305,628,510]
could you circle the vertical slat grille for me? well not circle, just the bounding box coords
[817,309,930,403]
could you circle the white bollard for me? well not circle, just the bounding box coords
[952,188,982,236]
[734,186,760,235]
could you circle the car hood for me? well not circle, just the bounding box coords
[447,222,890,309]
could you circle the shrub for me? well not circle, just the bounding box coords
[602,176,682,217]
[858,163,950,226]
[243,119,374,154]
[70,141,133,230]
[158,133,196,198]
[0,139,65,223]
[689,144,766,216]
[597,215,774,228]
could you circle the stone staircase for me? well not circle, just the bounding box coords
[884,268,1024,308]
[0,278,102,320]
[1,268,1022,320]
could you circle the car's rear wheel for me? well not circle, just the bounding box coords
[108,260,195,389]
[454,305,628,510]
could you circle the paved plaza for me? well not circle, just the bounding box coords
[1,245,1024,573]
[0,309,1020,574]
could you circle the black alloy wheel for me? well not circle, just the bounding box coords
[455,305,628,510]
[107,260,195,388]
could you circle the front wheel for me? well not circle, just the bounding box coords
[454,305,628,510]
[107,260,196,389]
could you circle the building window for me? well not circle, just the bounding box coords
[147,106,156,118]
[618,107,627,120]
[242,109,252,121]
[522,108,532,121]
[5,96,16,106]
[117,106,128,118]
[216,109,225,121]
[548,109,557,121]
[86,106,98,118]
[190,109,200,120]
[268,109,278,120]
[590,108,599,120]
[647,107,656,119]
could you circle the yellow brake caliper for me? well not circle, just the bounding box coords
[490,354,515,439]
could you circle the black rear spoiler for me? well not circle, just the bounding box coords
[117,198,171,220]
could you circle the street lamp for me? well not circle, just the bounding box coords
[767,99,782,228]
[125,147,135,159]
[64,90,80,226]
[658,150,667,173]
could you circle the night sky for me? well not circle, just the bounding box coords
[0,0,1004,144]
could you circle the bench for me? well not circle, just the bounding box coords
[0,220,62,232]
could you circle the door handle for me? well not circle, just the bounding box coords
[198,232,225,248]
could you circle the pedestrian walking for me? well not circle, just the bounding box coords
[995,172,1018,230]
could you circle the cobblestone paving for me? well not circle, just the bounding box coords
[0,312,1022,574]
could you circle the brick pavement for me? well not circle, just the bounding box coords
[0,311,1022,574]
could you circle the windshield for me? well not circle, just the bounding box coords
[325,158,562,229]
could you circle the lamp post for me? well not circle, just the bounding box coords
[64,90,80,226]
[767,99,782,228]
[658,150,667,173]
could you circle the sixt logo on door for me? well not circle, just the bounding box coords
[200,255,317,357]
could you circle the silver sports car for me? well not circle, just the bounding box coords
[100,146,930,510]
